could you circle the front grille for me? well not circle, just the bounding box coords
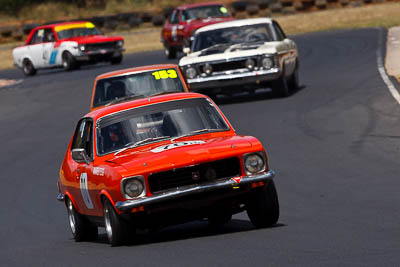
[148,157,241,193]
[85,42,116,51]
[211,60,246,72]
[200,57,259,73]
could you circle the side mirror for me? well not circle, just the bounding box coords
[71,148,90,165]
[183,47,191,55]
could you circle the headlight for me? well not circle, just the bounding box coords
[121,176,146,199]
[245,59,255,70]
[185,66,197,79]
[243,152,266,175]
[261,57,273,69]
[116,40,124,48]
[202,63,213,75]
[79,45,85,51]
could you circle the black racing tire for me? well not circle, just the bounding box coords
[273,71,290,97]
[62,51,77,71]
[289,61,300,91]
[165,46,176,59]
[110,54,123,65]
[22,59,36,76]
[66,198,98,242]
[245,180,280,228]
[103,199,133,246]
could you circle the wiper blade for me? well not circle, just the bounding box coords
[171,129,221,141]
[105,94,145,106]
[114,136,170,156]
[203,43,232,52]
[244,40,266,44]
[149,90,179,97]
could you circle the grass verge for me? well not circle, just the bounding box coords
[1,2,400,71]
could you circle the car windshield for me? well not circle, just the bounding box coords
[96,98,230,155]
[182,5,229,21]
[93,68,186,108]
[192,23,273,52]
[57,27,101,39]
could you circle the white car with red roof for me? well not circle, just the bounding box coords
[12,21,124,76]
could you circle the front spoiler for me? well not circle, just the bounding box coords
[76,48,125,61]
[187,68,280,91]
[115,170,275,212]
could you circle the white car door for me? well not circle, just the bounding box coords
[41,28,59,67]
[26,29,46,69]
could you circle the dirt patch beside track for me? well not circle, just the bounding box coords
[0,79,21,88]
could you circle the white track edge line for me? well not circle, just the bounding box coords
[377,28,400,105]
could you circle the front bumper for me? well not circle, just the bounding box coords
[115,170,275,212]
[187,68,280,91]
[75,48,125,61]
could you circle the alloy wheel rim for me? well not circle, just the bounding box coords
[68,201,76,234]
[104,206,113,241]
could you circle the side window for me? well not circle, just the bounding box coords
[169,10,179,24]
[273,21,286,41]
[71,119,93,158]
[43,28,55,42]
[29,30,44,45]
[182,10,188,22]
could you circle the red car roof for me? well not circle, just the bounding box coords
[178,1,225,10]
[87,92,207,120]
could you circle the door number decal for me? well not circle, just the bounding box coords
[80,172,94,209]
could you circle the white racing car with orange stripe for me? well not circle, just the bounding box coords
[179,18,299,97]
[12,21,124,76]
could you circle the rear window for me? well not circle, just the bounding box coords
[182,5,229,21]
[93,68,186,108]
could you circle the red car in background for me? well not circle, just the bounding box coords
[161,2,233,59]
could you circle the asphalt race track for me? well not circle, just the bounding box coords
[0,28,399,266]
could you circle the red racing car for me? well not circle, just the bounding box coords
[90,64,189,110]
[57,92,279,246]
[161,2,233,59]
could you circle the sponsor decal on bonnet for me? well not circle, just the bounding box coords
[151,141,205,153]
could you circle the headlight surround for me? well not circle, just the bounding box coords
[202,63,213,75]
[245,58,255,70]
[79,45,85,51]
[261,57,273,69]
[121,176,146,199]
[116,40,124,48]
[243,152,267,175]
[185,66,197,79]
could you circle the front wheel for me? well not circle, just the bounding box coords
[246,180,280,228]
[66,198,98,242]
[289,64,300,91]
[22,59,36,76]
[62,52,77,71]
[103,199,133,246]
[111,54,123,65]
[164,46,176,59]
[273,73,290,97]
